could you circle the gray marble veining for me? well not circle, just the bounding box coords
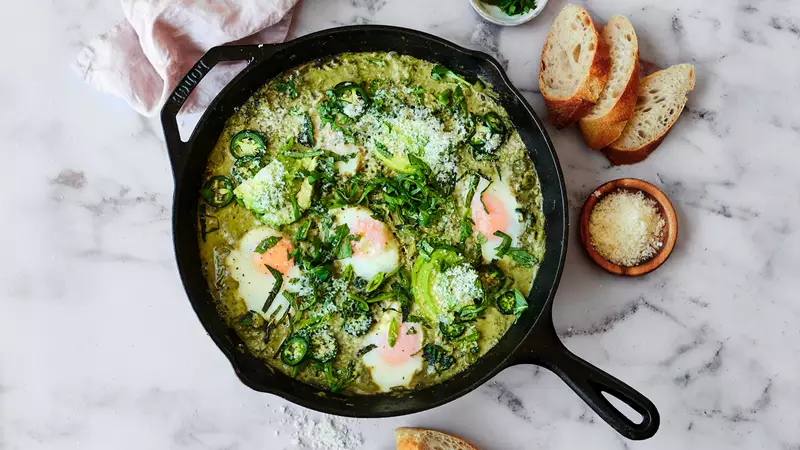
[1,0,799,448]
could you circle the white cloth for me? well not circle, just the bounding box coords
[74,0,299,116]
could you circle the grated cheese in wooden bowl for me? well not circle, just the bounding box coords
[588,190,665,267]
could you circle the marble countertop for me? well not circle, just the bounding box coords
[2,0,799,448]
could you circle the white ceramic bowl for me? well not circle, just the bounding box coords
[469,0,548,26]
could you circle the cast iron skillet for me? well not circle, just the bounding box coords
[161,25,659,440]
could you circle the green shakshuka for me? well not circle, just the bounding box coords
[197,52,545,394]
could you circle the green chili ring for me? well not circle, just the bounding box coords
[281,335,309,366]
[231,156,266,185]
[333,81,370,117]
[230,131,266,159]
[199,176,234,207]
[439,322,467,340]
[478,264,506,293]
[496,290,517,315]
[482,112,506,135]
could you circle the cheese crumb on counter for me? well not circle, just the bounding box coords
[589,190,665,267]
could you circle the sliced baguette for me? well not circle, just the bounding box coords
[395,427,479,450]
[539,5,611,129]
[601,64,695,165]
[579,15,640,150]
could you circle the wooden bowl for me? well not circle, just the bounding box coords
[579,178,678,277]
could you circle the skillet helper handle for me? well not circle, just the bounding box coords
[160,45,271,175]
[519,321,660,440]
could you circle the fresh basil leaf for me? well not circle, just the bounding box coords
[275,76,298,99]
[422,344,455,371]
[452,85,467,117]
[295,220,311,241]
[254,236,282,254]
[493,230,513,258]
[459,217,474,244]
[309,264,332,281]
[438,89,452,106]
[507,247,538,268]
[431,64,470,86]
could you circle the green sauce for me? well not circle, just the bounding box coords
[197,52,545,394]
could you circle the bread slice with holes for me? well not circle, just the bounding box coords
[539,5,611,129]
[396,428,479,450]
[578,15,640,150]
[601,64,695,165]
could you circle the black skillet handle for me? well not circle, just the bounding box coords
[512,319,660,440]
[160,45,277,177]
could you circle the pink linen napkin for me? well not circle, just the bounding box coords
[75,0,300,117]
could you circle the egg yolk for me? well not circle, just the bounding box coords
[350,217,388,257]
[378,323,422,366]
[472,189,510,238]
[252,238,294,275]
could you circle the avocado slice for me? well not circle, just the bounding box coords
[373,146,414,174]
[412,247,464,323]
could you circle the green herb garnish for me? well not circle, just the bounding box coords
[483,0,537,16]
[493,230,513,257]
[254,236,282,254]
[431,64,470,86]
[275,75,298,99]
[297,113,315,148]
[507,247,538,267]
[493,231,538,267]
[262,265,283,313]
[388,317,399,348]
[422,344,455,371]
[295,220,311,241]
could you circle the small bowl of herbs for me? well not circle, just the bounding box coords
[469,0,546,26]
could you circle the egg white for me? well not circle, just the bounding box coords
[226,226,299,320]
[471,177,524,263]
[311,110,364,175]
[334,207,400,280]
[361,314,424,392]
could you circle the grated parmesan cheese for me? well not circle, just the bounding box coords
[433,263,483,322]
[588,190,665,267]
[355,103,458,185]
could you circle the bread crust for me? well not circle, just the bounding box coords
[579,55,640,149]
[601,130,669,165]
[540,10,611,130]
[601,64,695,165]
[395,427,479,450]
